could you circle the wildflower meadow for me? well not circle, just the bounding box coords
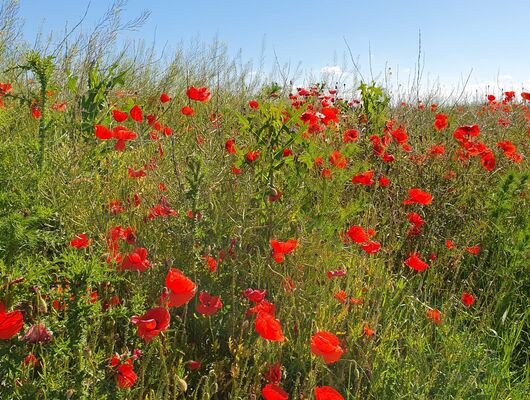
[0,1,528,399]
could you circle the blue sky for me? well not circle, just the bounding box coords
[17,0,530,95]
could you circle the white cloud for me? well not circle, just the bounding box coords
[320,65,342,75]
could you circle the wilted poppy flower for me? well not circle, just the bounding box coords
[23,353,39,368]
[117,362,137,388]
[186,86,211,102]
[404,252,429,271]
[0,303,24,339]
[461,292,475,307]
[255,312,285,342]
[310,331,345,364]
[264,362,282,384]
[165,268,197,307]
[70,233,90,249]
[23,323,53,344]
[196,292,223,316]
[262,383,289,400]
[315,386,344,400]
[131,307,170,343]
[426,309,441,325]
[160,92,171,103]
[403,188,433,205]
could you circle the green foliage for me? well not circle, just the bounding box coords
[358,81,390,132]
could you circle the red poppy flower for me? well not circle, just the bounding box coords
[117,363,137,388]
[329,151,347,169]
[31,105,41,119]
[315,386,344,400]
[445,240,454,249]
[346,225,369,243]
[131,307,170,343]
[95,124,113,139]
[343,129,359,143]
[434,113,448,131]
[334,290,347,304]
[480,150,495,171]
[196,291,223,316]
[352,170,375,186]
[186,86,211,102]
[249,100,259,109]
[181,106,195,116]
[271,239,298,263]
[360,241,381,254]
[320,107,339,125]
[363,324,375,337]
[242,288,267,303]
[165,268,197,307]
[203,255,217,273]
[404,252,429,271]
[255,311,285,342]
[112,110,129,122]
[130,105,143,122]
[160,92,171,103]
[128,167,146,178]
[402,188,432,205]
[426,309,441,325]
[262,383,289,400]
[310,331,345,364]
[465,245,480,254]
[522,92,530,101]
[186,360,201,370]
[378,176,390,186]
[225,139,236,154]
[120,248,151,272]
[461,292,475,307]
[70,233,90,249]
[0,303,24,339]
[246,150,260,161]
